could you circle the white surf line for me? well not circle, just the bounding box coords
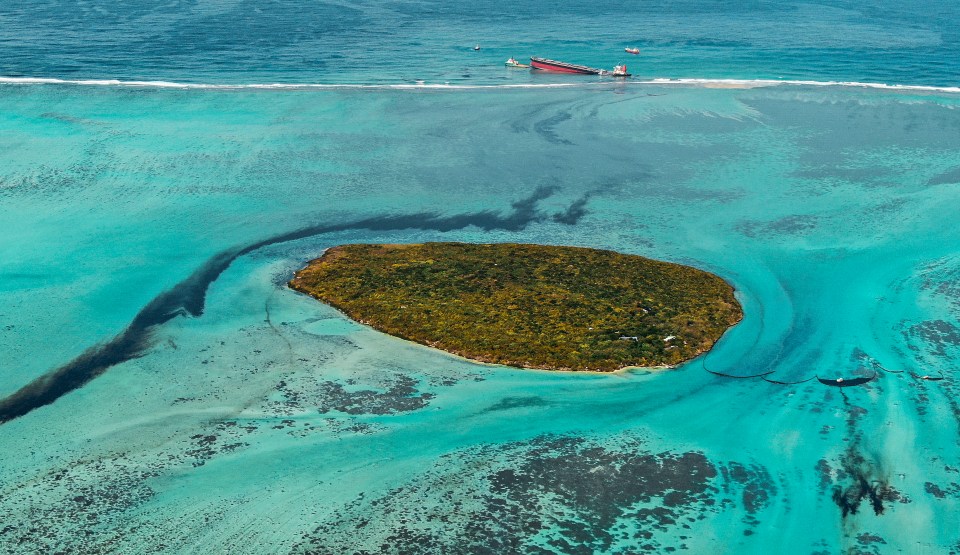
[0,76,594,90]
[638,77,960,94]
[1,75,958,94]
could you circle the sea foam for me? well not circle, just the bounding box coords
[1,75,958,94]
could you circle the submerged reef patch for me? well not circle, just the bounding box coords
[928,166,960,186]
[906,319,960,357]
[292,434,768,554]
[308,375,434,415]
[0,417,279,553]
[735,214,818,238]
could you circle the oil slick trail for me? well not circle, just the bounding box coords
[0,187,583,424]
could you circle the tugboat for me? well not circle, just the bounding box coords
[625,47,640,55]
[612,64,630,77]
[505,57,529,68]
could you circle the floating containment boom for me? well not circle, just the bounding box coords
[816,372,878,387]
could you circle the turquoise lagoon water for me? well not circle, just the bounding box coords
[3,83,960,554]
[3,1,960,554]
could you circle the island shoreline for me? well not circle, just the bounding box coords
[289,242,743,373]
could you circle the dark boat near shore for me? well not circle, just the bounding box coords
[530,57,631,77]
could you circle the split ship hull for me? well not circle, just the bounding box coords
[529,57,604,75]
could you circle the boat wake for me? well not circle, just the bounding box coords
[1,76,958,94]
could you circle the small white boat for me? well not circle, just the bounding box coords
[473,45,481,51]
[504,57,529,68]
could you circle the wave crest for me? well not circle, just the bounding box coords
[1,75,958,94]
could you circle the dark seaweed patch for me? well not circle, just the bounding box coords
[925,482,947,499]
[935,280,960,312]
[719,462,776,536]
[766,215,819,234]
[856,533,886,545]
[292,434,725,554]
[315,376,434,415]
[481,396,549,413]
[928,166,960,186]
[924,481,960,500]
[815,459,833,492]
[736,214,818,238]
[0,419,256,552]
[906,320,960,357]
[0,407,381,553]
[721,462,776,515]
[272,374,433,416]
[853,532,888,555]
[0,187,587,424]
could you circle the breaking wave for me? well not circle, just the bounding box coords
[1,75,958,94]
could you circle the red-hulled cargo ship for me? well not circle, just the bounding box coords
[530,56,604,74]
[529,57,631,77]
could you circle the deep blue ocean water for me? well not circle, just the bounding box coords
[1,0,959,86]
[2,1,960,554]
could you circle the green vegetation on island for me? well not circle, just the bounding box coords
[289,243,742,372]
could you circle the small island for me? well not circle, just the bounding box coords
[289,243,742,372]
